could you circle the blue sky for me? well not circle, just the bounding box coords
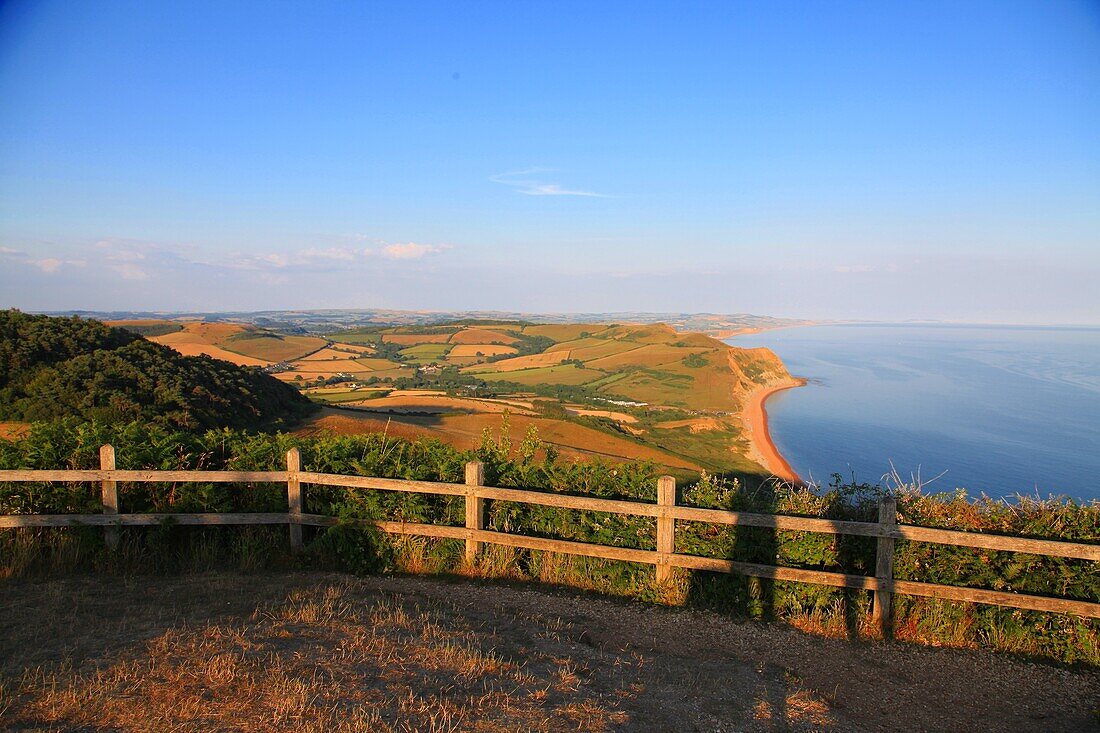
[1,1,1098,323]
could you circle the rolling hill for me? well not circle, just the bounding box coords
[0,311,315,430]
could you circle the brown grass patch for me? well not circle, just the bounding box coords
[296,409,699,470]
[4,573,1092,733]
[448,328,520,345]
[286,359,368,373]
[155,321,247,342]
[520,324,596,341]
[0,575,631,732]
[448,344,517,357]
[150,337,271,366]
[465,352,572,372]
[565,408,638,423]
[654,417,725,432]
[299,347,369,361]
[569,340,644,361]
[583,344,711,371]
[150,323,274,366]
[224,334,327,362]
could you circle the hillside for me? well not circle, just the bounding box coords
[0,311,315,430]
[311,321,793,476]
[105,317,794,476]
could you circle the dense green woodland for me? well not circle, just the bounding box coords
[0,311,314,430]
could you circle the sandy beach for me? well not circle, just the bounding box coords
[742,378,806,483]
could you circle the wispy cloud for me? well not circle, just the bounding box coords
[113,262,149,280]
[224,240,452,272]
[490,168,608,197]
[1,246,86,274]
[377,242,449,260]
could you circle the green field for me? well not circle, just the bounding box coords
[475,363,608,386]
[399,343,453,362]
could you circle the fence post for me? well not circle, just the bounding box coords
[656,475,676,583]
[465,461,486,564]
[873,496,897,638]
[286,448,303,554]
[100,444,119,550]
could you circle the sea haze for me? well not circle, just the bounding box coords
[729,324,1100,501]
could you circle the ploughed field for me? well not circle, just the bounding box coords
[113,319,793,476]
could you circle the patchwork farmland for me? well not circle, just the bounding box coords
[115,319,794,477]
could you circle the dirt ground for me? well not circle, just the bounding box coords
[1,572,1096,732]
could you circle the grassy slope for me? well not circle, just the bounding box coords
[122,318,791,476]
[307,321,791,475]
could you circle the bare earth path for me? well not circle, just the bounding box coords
[1,572,1096,732]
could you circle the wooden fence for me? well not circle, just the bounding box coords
[2,445,1098,635]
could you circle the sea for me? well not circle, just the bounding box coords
[727,324,1100,502]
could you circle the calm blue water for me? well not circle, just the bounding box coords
[728,325,1100,501]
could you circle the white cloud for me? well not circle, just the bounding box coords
[1,247,85,273]
[32,258,63,273]
[378,242,448,260]
[96,239,148,261]
[258,253,291,268]
[221,241,452,273]
[491,169,608,197]
[113,263,149,280]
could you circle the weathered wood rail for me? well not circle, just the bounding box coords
[2,446,1098,633]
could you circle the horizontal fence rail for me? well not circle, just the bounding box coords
[1,445,1098,631]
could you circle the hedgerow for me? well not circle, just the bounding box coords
[1,418,1096,665]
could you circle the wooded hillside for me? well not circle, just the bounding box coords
[0,311,315,430]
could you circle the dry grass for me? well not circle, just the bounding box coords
[0,575,631,732]
[224,334,328,362]
[299,347,371,361]
[288,359,370,373]
[448,328,520,345]
[465,352,576,372]
[151,336,272,366]
[2,572,1097,732]
[448,344,517,357]
[520,324,594,341]
[293,410,701,470]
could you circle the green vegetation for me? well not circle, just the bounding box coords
[1,419,1096,665]
[308,389,390,404]
[399,343,452,362]
[682,352,709,368]
[0,311,315,430]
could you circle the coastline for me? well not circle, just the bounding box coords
[742,378,806,483]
